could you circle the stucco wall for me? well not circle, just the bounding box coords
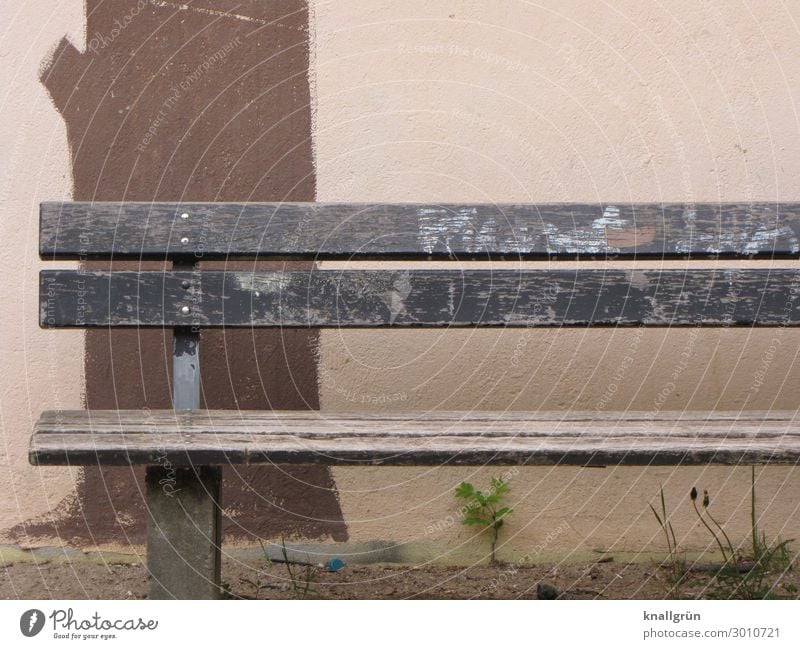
[314,0,800,561]
[0,0,85,544]
[1,0,799,564]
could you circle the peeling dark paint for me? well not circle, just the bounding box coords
[39,268,800,328]
[40,201,800,260]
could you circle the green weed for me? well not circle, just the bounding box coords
[455,477,513,565]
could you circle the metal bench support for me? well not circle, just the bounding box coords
[146,258,222,599]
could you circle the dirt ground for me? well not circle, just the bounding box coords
[2,557,799,599]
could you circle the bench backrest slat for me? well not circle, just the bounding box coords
[40,269,800,328]
[40,202,800,260]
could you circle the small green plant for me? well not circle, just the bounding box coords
[689,468,794,600]
[243,539,321,599]
[651,469,795,599]
[455,477,513,565]
[219,580,238,599]
[278,537,320,599]
[690,487,735,564]
[649,485,687,596]
[240,540,277,599]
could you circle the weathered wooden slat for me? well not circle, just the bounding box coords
[40,202,800,260]
[30,410,800,466]
[33,409,800,427]
[31,409,800,438]
[40,268,800,327]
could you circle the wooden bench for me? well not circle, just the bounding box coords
[32,201,800,599]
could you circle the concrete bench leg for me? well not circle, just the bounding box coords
[146,465,222,599]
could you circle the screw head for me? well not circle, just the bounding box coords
[180,212,189,219]
[180,236,189,245]
[181,280,191,289]
[180,306,190,315]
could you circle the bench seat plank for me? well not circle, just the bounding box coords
[40,202,800,260]
[31,410,800,466]
[40,268,800,327]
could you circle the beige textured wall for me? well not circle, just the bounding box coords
[313,0,800,560]
[2,0,800,564]
[0,1,85,544]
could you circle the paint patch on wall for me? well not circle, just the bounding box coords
[11,0,346,548]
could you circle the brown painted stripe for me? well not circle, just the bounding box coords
[14,1,346,547]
